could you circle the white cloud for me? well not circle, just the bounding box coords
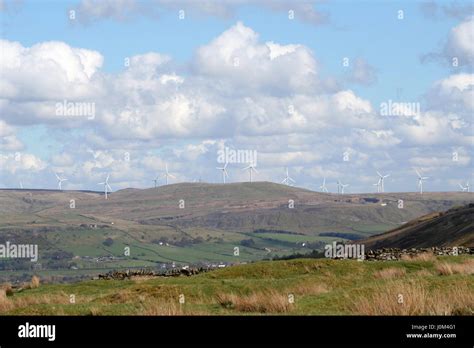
[347,58,377,86]
[445,16,474,66]
[0,120,23,151]
[1,21,472,191]
[73,0,328,26]
[427,73,474,112]
[0,153,46,174]
[193,22,318,94]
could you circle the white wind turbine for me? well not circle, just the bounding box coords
[98,174,112,199]
[415,169,429,194]
[337,180,349,194]
[459,181,470,192]
[373,177,382,193]
[162,164,176,185]
[281,167,295,186]
[376,171,390,193]
[242,163,258,183]
[55,172,67,190]
[216,162,229,184]
[319,178,328,193]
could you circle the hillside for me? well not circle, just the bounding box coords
[0,182,472,282]
[0,256,472,315]
[357,203,474,249]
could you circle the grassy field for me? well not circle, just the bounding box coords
[1,255,472,315]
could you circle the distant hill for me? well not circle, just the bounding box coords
[0,182,472,281]
[357,203,474,249]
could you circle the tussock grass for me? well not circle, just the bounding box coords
[216,290,292,313]
[0,293,70,314]
[437,259,474,275]
[30,276,40,289]
[350,280,474,315]
[401,252,436,262]
[139,301,205,315]
[373,267,406,279]
[289,282,329,296]
[0,283,13,297]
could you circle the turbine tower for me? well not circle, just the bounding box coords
[319,178,328,193]
[373,178,381,193]
[459,181,470,192]
[152,175,159,188]
[98,174,112,199]
[415,169,429,194]
[337,180,348,194]
[376,171,390,193]
[242,163,258,183]
[216,162,229,183]
[162,164,176,185]
[281,167,295,186]
[55,172,67,190]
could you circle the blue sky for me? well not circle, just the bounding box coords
[0,0,473,193]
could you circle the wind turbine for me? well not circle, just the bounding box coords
[55,172,67,190]
[281,167,295,186]
[98,174,112,199]
[162,164,176,185]
[242,163,258,183]
[152,175,159,188]
[216,162,229,184]
[19,181,23,189]
[376,171,390,193]
[373,178,381,193]
[459,181,470,192]
[337,180,348,194]
[415,169,429,194]
[319,178,328,193]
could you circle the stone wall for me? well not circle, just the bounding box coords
[364,246,472,261]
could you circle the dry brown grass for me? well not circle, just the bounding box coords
[373,267,406,279]
[437,259,474,276]
[216,290,292,313]
[415,269,433,277]
[401,252,436,262]
[89,306,101,316]
[0,293,70,314]
[350,280,474,315]
[141,301,185,315]
[290,282,329,296]
[30,276,40,289]
[0,283,13,297]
